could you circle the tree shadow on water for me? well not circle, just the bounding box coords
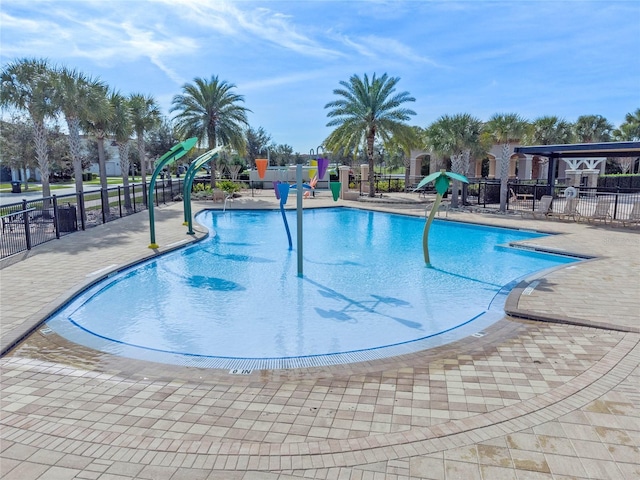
[307,278,423,330]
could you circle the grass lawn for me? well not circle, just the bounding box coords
[84,177,142,185]
[0,183,70,193]
[0,177,144,193]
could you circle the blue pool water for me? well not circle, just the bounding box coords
[46,208,576,369]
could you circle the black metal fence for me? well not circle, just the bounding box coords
[353,176,640,223]
[0,179,184,259]
[2,177,638,259]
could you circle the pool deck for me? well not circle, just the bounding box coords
[1,191,638,480]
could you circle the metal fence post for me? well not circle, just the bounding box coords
[22,199,32,250]
[77,192,86,231]
[132,183,137,212]
[118,186,123,217]
[100,190,106,224]
[53,195,61,239]
[142,181,148,207]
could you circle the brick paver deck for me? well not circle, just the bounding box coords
[1,191,638,479]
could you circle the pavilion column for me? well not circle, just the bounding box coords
[338,166,350,198]
[565,170,582,188]
[583,169,599,195]
[520,155,533,180]
[409,150,424,184]
[488,158,496,178]
[409,155,421,185]
[509,157,517,178]
[360,164,369,193]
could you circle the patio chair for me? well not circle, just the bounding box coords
[424,200,449,218]
[621,202,640,227]
[1,210,23,232]
[548,197,580,222]
[521,195,553,219]
[510,187,533,203]
[509,188,518,204]
[584,197,613,224]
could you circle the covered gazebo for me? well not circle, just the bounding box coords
[515,141,640,194]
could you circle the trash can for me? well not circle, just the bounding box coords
[11,181,21,193]
[57,205,77,232]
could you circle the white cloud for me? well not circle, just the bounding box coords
[240,70,329,92]
[151,0,344,59]
[346,35,442,67]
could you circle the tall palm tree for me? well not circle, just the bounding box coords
[110,92,134,209]
[52,66,107,196]
[170,76,250,188]
[526,116,574,145]
[324,73,417,197]
[612,109,640,141]
[485,113,529,212]
[82,83,113,214]
[425,114,482,208]
[385,125,422,192]
[0,58,57,198]
[574,114,613,143]
[524,116,574,181]
[129,93,161,191]
[612,109,640,173]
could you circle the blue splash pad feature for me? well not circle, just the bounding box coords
[46,208,576,369]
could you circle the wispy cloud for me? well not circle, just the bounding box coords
[240,70,329,92]
[1,3,198,85]
[340,34,442,67]
[153,0,344,59]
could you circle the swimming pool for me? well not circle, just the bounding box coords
[46,208,576,369]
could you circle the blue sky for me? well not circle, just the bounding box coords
[1,0,639,153]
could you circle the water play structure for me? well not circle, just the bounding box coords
[255,156,339,276]
[182,146,223,234]
[414,169,469,266]
[147,137,198,248]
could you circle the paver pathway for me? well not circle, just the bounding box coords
[1,192,638,479]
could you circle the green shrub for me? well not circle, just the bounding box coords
[217,180,241,195]
[192,182,212,193]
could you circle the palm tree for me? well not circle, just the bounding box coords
[612,109,640,141]
[0,58,57,198]
[170,76,250,188]
[110,92,134,209]
[129,93,161,191]
[81,83,113,214]
[574,114,613,143]
[526,116,574,145]
[612,109,640,173]
[52,66,107,196]
[525,116,574,181]
[324,73,417,197]
[425,114,482,208]
[485,113,529,212]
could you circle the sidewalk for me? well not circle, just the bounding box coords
[1,192,639,479]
